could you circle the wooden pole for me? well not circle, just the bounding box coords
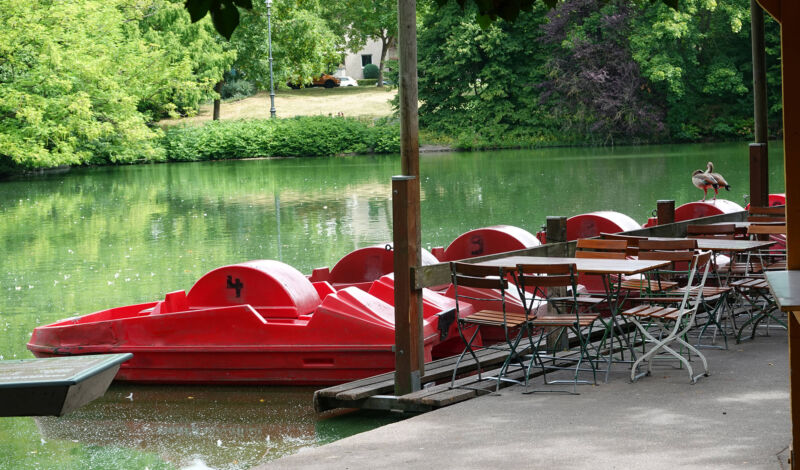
[545,216,568,350]
[751,1,770,207]
[392,0,423,395]
[657,200,675,225]
[749,143,769,208]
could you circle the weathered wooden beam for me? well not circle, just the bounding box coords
[750,143,770,208]
[392,176,422,395]
[412,211,747,290]
[756,0,780,22]
[393,0,423,395]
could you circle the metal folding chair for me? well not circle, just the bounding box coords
[622,251,713,383]
[449,262,534,392]
[516,263,603,394]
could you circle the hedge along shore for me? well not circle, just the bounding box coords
[161,116,401,161]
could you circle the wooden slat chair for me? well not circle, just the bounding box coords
[449,262,534,392]
[621,251,713,383]
[730,276,785,342]
[515,263,602,394]
[686,223,739,278]
[573,239,628,307]
[747,223,787,271]
[618,239,698,295]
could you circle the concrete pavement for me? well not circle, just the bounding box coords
[258,330,790,469]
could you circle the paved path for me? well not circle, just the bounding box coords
[258,331,790,469]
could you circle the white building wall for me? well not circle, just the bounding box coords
[339,38,397,80]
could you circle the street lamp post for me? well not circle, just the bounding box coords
[266,0,276,118]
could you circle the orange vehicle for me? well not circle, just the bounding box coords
[287,73,340,89]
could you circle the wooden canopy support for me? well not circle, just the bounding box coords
[755,1,798,466]
[392,0,423,395]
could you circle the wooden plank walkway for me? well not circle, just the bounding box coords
[314,342,534,413]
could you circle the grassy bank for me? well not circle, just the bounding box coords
[160,87,398,126]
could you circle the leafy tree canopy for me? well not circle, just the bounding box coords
[185,0,680,38]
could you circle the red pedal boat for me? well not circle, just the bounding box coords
[27,260,467,385]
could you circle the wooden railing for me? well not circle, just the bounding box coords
[412,210,747,290]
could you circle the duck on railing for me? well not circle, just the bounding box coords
[692,161,730,202]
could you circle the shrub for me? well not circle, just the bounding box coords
[221,79,257,100]
[362,64,380,79]
[161,116,400,161]
[357,79,378,86]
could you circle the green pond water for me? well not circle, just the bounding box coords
[0,141,785,469]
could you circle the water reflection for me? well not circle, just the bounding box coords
[0,142,785,469]
[33,384,403,470]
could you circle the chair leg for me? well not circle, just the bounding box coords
[450,325,482,389]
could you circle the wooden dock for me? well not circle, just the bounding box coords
[314,343,533,413]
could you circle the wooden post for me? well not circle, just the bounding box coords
[393,0,423,395]
[545,216,568,350]
[750,143,769,208]
[755,3,797,467]
[546,216,568,250]
[751,1,770,209]
[657,200,675,225]
[753,1,769,144]
[392,176,422,394]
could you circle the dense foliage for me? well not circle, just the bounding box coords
[162,116,400,161]
[417,0,782,146]
[0,0,233,174]
[0,0,785,175]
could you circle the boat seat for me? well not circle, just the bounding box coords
[152,290,188,314]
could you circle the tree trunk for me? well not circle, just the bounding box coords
[212,80,223,121]
[377,35,390,88]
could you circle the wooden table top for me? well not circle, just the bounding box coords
[711,221,785,228]
[693,239,776,252]
[477,256,670,275]
[765,271,800,312]
[649,237,774,252]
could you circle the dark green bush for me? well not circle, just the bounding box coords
[362,64,380,79]
[221,79,256,100]
[162,116,400,161]
[357,79,378,86]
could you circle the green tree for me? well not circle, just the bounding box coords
[135,0,237,119]
[231,0,341,89]
[0,0,166,172]
[628,0,781,139]
[322,0,398,87]
[417,2,553,141]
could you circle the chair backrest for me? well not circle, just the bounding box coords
[747,223,787,235]
[686,224,735,239]
[637,239,698,273]
[600,232,645,256]
[515,263,577,316]
[749,205,785,217]
[678,250,713,312]
[747,215,786,223]
[638,239,698,251]
[575,238,628,259]
[450,262,510,317]
[450,262,508,290]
